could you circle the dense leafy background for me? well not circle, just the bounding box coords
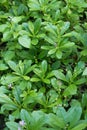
[0,0,87,130]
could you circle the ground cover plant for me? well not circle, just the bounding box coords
[0,0,87,130]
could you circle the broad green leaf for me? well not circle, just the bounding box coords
[6,122,19,130]
[0,63,8,70]
[21,109,31,125]
[2,30,12,42]
[45,24,57,36]
[13,86,22,104]
[48,49,56,55]
[1,104,17,112]
[56,50,62,59]
[32,38,38,45]
[0,24,8,32]
[63,84,77,96]
[66,106,82,127]
[3,51,15,62]
[33,68,42,78]
[48,113,65,128]
[53,70,67,82]
[0,86,9,94]
[45,36,55,45]
[56,107,67,123]
[71,121,87,130]
[82,67,87,76]
[7,61,17,72]
[61,22,70,35]
[81,49,87,56]
[18,35,31,48]
[42,79,50,84]
[11,16,24,23]
[75,78,86,85]
[0,94,16,105]
[51,78,58,90]
[1,75,20,85]
[28,0,40,11]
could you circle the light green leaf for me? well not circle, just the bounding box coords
[71,121,87,130]
[6,122,19,130]
[21,109,31,125]
[66,106,82,127]
[41,60,47,74]
[12,16,24,23]
[56,50,62,59]
[48,49,56,55]
[28,21,34,33]
[53,70,67,82]
[61,42,75,48]
[0,94,16,105]
[63,84,77,96]
[61,22,70,35]
[43,79,50,84]
[48,113,65,128]
[18,35,31,48]
[30,78,40,82]
[82,67,87,76]
[0,63,8,70]
[1,75,20,85]
[0,24,8,32]
[7,61,17,72]
[32,38,38,45]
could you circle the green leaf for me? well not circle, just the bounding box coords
[82,67,87,76]
[51,78,58,90]
[0,94,16,106]
[33,68,42,78]
[28,0,40,11]
[63,84,77,96]
[43,79,50,84]
[21,109,31,125]
[1,104,17,112]
[53,70,67,82]
[18,35,31,48]
[61,22,70,35]
[48,49,56,55]
[11,16,24,23]
[32,38,38,45]
[28,21,34,34]
[1,75,20,85]
[41,60,47,74]
[6,122,19,130]
[0,63,8,70]
[0,24,8,32]
[71,121,87,130]
[56,50,62,59]
[30,77,41,82]
[61,42,75,49]
[45,36,55,45]
[82,93,87,108]
[48,113,65,128]
[66,106,82,127]
[7,61,17,72]
[81,49,87,56]
[34,18,41,34]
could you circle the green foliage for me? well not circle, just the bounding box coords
[0,0,87,130]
